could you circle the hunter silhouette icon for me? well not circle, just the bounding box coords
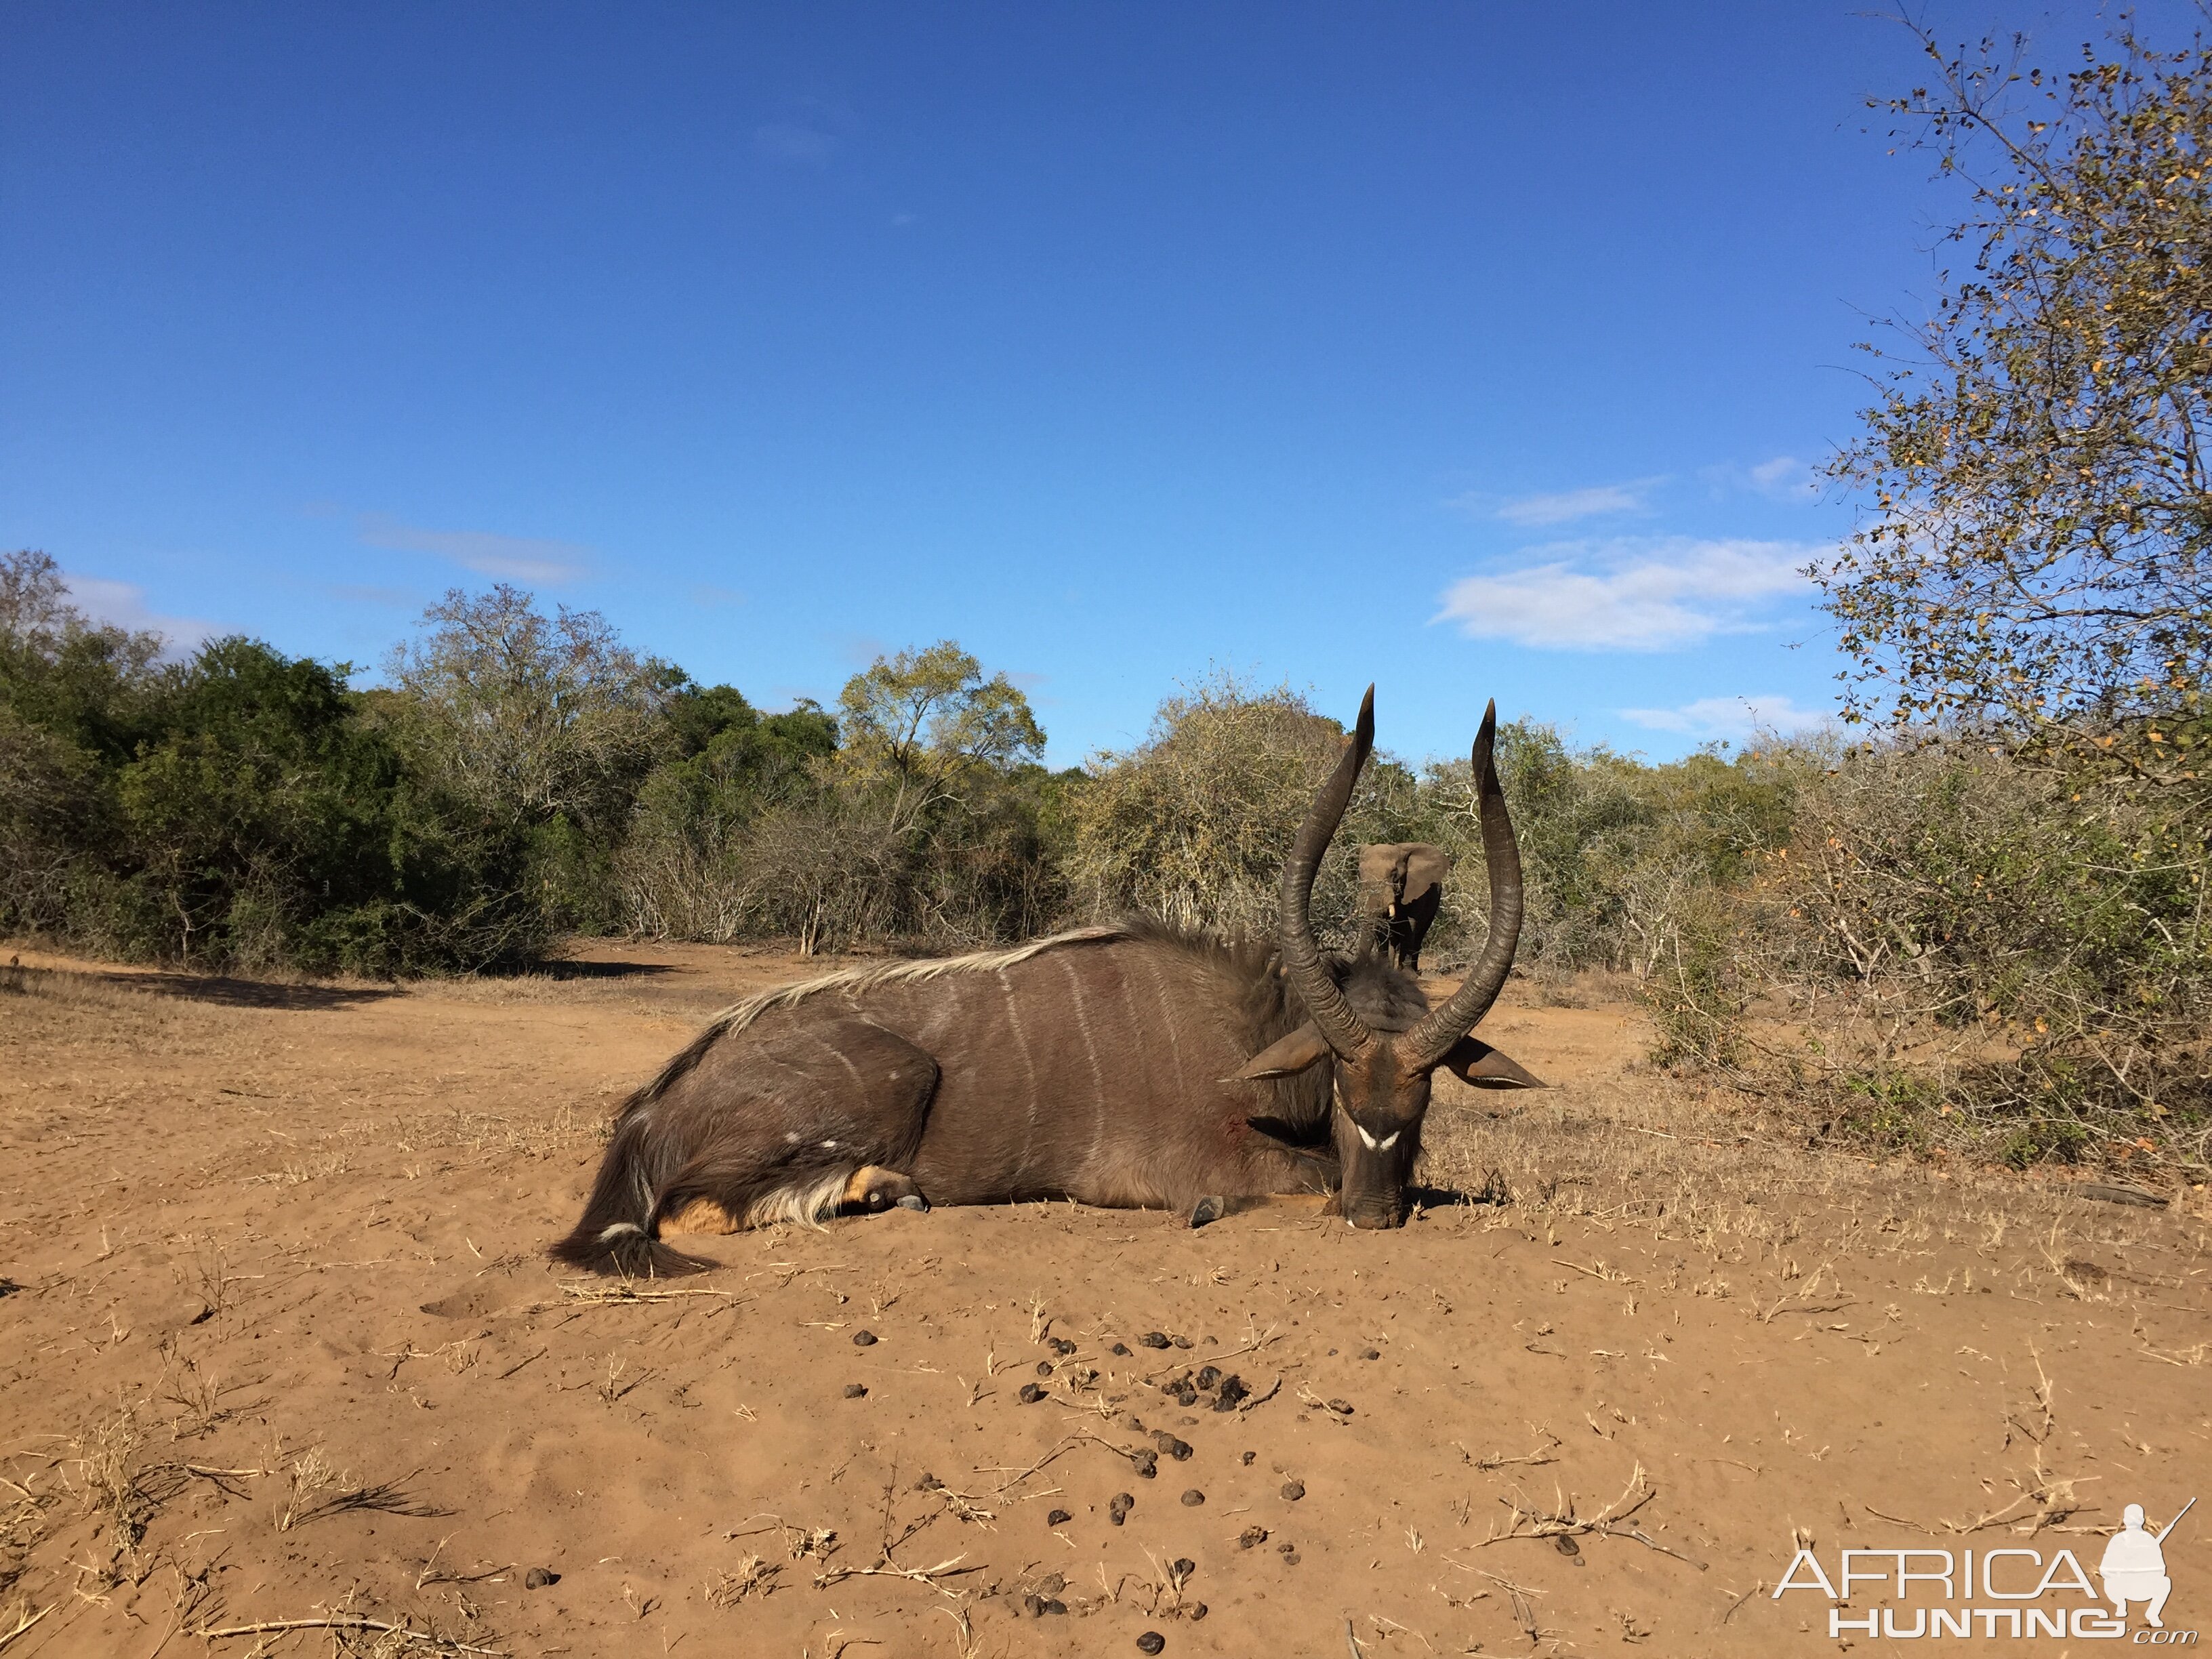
[2101,1498,2192,1628]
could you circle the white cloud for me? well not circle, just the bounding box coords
[755,122,837,163]
[1704,454,1821,503]
[1435,536,1816,651]
[1490,477,1662,528]
[63,573,222,654]
[1619,693,1831,743]
[358,513,590,584]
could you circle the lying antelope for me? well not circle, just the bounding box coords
[554,689,1537,1274]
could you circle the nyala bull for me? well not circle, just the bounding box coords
[554,690,1538,1275]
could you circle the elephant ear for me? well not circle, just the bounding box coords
[1401,845,1453,899]
[1437,1035,1545,1089]
[1232,1021,1335,1080]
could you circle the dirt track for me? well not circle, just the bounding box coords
[2,940,2207,1657]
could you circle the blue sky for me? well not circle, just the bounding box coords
[2,2,2185,767]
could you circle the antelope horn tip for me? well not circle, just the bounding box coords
[1473,699,1498,775]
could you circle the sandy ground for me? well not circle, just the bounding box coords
[2,939,2207,1658]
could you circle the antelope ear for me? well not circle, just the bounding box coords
[1437,1036,1547,1090]
[1233,1022,1335,1080]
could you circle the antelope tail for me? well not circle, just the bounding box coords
[549,1111,715,1277]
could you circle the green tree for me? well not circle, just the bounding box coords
[1818,17,2212,783]
[835,641,1044,829]
[384,584,677,832]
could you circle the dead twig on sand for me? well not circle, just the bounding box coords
[1863,1503,1929,1534]
[194,1616,506,1654]
[986,1432,1148,1494]
[813,1555,977,1598]
[0,1606,54,1654]
[1458,1429,1562,1471]
[1237,1377,1282,1414]
[553,1280,751,1308]
[1720,1583,1765,1624]
[1471,1568,1542,1640]
[1483,1465,1708,1570]
[1140,1326,1277,1382]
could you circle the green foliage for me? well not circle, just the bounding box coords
[0,554,556,974]
[618,646,1058,954]
[834,641,1045,828]
[1065,672,1414,939]
[1819,17,2212,785]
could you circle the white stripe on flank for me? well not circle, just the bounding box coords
[1000,968,1038,1181]
[1058,954,1107,1174]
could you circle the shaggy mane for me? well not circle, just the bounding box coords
[626,924,1131,1111]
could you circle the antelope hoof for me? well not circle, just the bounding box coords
[842,1166,927,1215]
[1189,1195,1227,1229]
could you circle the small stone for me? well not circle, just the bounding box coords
[524,1566,558,1589]
[1361,1347,1380,1360]
[1240,1450,1255,1466]
[1050,1337,1077,1355]
[1194,1366,1221,1390]
[1282,1551,1301,1565]
[1111,1341,1132,1356]
[1046,1508,1072,1526]
[1213,1375,1248,1411]
[1277,1542,1294,1555]
[1036,1360,1054,1376]
[1140,1331,1171,1349]
[1174,1387,1197,1407]
[1039,1597,1067,1615]
[1171,1557,1196,1580]
[918,1473,943,1490]
[1018,1382,1046,1404]
[1180,1488,1205,1507]
[1280,1479,1305,1501]
[1238,1525,1268,1549]
[1190,1603,1208,1620]
[843,1383,867,1398]
[1136,1634,1166,1655]
[1109,1492,1134,1525]
[853,1330,878,1347]
[1023,1593,1045,1618]
[1327,1399,1353,1416]
[1130,1448,1158,1478]
[1171,1334,1192,1349]
[1151,1431,1192,1460]
[1555,1533,1581,1557]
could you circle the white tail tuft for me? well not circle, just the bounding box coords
[744,1170,853,1232]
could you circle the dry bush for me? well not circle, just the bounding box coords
[1067,672,1411,941]
[1650,738,2211,1177]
